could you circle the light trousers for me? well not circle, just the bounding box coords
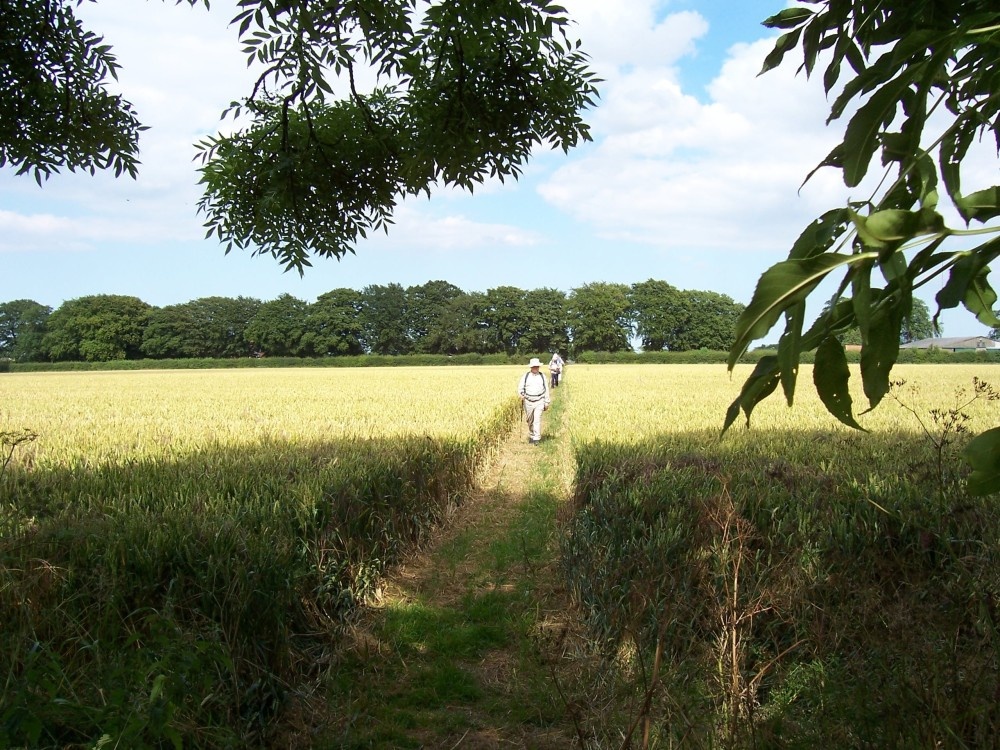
[523,399,545,441]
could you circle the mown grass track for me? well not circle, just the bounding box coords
[319,385,586,748]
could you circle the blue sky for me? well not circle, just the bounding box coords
[1,0,993,339]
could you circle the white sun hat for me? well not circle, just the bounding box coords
[528,357,542,367]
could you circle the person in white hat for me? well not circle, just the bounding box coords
[548,351,564,387]
[517,357,551,445]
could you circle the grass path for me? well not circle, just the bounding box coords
[322,387,592,748]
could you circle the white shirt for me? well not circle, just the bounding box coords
[518,370,550,404]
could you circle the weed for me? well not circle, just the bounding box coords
[889,376,999,501]
[1,427,36,482]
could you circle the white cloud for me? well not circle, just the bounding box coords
[0,210,75,237]
[367,205,541,252]
[0,206,199,253]
[564,0,708,74]
[537,34,851,253]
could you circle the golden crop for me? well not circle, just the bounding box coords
[1,366,524,469]
[561,364,1000,749]
[565,363,1000,444]
[5,363,997,469]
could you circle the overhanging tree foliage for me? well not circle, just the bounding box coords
[726,0,1000,495]
[2,0,598,272]
[829,297,938,345]
[196,0,598,273]
[0,0,144,182]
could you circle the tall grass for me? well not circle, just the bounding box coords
[1,367,521,748]
[562,364,1000,747]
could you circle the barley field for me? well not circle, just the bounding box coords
[6,362,992,466]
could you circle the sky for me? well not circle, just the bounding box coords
[2,0,994,340]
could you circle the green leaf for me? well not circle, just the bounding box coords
[841,74,914,187]
[915,155,939,211]
[868,208,940,243]
[940,114,977,209]
[965,427,1000,496]
[788,207,851,260]
[814,336,866,430]
[880,250,909,283]
[763,7,814,30]
[849,208,892,250]
[965,271,1000,327]
[804,296,856,344]
[823,56,842,94]
[760,28,803,75]
[955,186,1000,224]
[801,15,823,77]
[722,355,781,434]
[935,239,1000,325]
[801,144,845,188]
[859,299,904,410]
[844,37,866,75]
[728,252,878,369]
[852,268,873,339]
[849,207,945,263]
[777,301,805,406]
[150,673,167,704]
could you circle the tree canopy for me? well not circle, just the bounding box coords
[310,288,366,357]
[630,279,744,352]
[1,0,145,182]
[141,296,262,359]
[567,282,633,353]
[3,0,598,272]
[726,0,1000,494]
[0,299,51,362]
[42,295,151,362]
[1,279,745,362]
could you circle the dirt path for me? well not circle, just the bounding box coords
[323,389,593,748]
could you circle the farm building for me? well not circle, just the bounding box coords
[900,336,999,351]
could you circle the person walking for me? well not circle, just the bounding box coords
[518,357,550,445]
[548,351,564,388]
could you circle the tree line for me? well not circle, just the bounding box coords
[0,280,749,363]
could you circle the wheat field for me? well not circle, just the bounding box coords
[1,365,525,468]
